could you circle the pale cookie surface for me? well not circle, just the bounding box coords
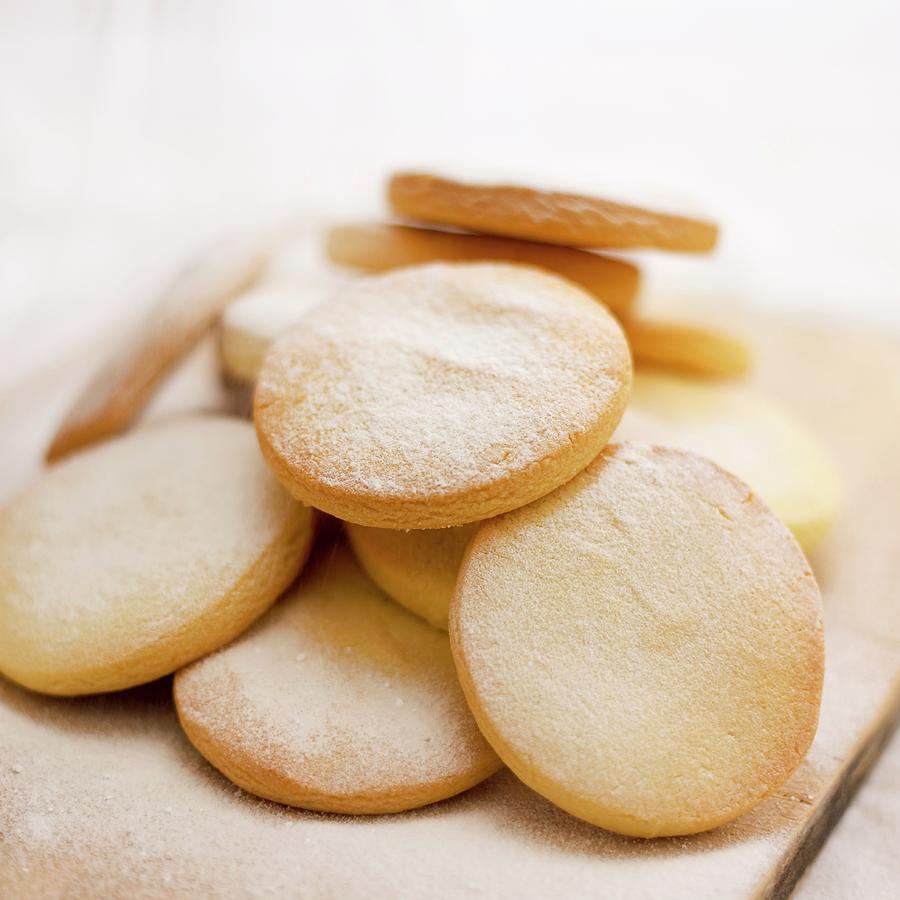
[624,316,751,378]
[46,235,268,461]
[388,172,718,252]
[616,372,840,550]
[175,540,501,814]
[451,442,824,838]
[327,223,639,317]
[0,416,314,695]
[255,262,632,529]
[346,522,477,629]
[220,275,349,385]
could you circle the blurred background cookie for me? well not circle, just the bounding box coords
[219,275,349,387]
[45,235,269,462]
[388,172,719,252]
[616,371,840,550]
[327,222,639,318]
[623,316,751,378]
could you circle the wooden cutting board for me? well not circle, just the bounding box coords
[1,315,899,899]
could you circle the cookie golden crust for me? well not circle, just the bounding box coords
[0,417,314,696]
[254,262,632,529]
[174,541,501,814]
[624,316,751,378]
[451,442,824,838]
[345,522,478,629]
[616,372,840,551]
[46,236,267,462]
[326,223,639,318]
[388,172,718,253]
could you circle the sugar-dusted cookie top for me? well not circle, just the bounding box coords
[175,541,500,813]
[451,442,824,837]
[254,262,632,529]
[0,416,314,695]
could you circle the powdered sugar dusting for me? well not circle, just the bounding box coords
[255,263,630,516]
[0,416,307,691]
[175,540,498,805]
[0,666,796,899]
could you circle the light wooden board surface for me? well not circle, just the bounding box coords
[1,314,899,898]
[797,725,900,898]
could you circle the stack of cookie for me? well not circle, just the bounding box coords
[0,172,834,839]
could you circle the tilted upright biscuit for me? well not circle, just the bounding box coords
[46,235,268,461]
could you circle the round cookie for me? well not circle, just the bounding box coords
[451,442,824,838]
[175,541,501,814]
[220,276,347,385]
[388,172,718,253]
[0,416,315,696]
[255,262,632,529]
[616,372,840,551]
[346,522,477,629]
[624,316,751,378]
[327,223,640,318]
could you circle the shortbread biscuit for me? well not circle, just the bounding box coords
[624,316,751,378]
[327,223,639,317]
[220,276,347,385]
[451,442,824,838]
[617,372,839,550]
[388,172,718,252]
[351,373,839,624]
[46,236,268,462]
[0,416,314,695]
[346,522,477,629]
[255,262,632,529]
[175,541,501,814]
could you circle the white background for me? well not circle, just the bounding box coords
[1,3,899,896]
[2,0,899,392]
